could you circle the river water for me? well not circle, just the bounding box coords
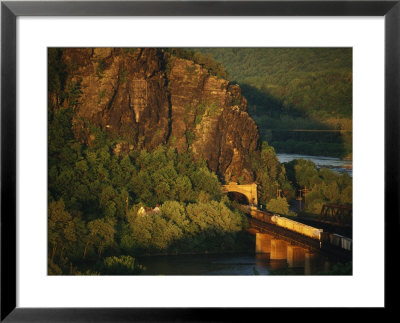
[136,252,338,276]
[276,153,352,177]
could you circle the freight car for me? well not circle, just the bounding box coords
[249,209,274,224]
[271,214,323,240]
[329,233,352,251]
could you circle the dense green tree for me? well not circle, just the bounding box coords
[161,201,190,232]
[85,218,115,258]
[285,160,352,215]
[48,199,77,262]
[251,141,294,205]
[266,197,290,215]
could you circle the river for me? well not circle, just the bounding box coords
[276,153,352,177]
[136,252,341,276]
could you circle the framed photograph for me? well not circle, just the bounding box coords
[1,0,398,320]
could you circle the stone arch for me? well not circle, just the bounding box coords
[222,183,258,205]
[227,191,250,205]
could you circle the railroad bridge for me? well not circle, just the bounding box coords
[221,184,351,267]
[319,204,352,225]
[222,182,258,205]
[242,207,352,267]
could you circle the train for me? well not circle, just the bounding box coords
[249,208,352,251]
[326,233,352,251]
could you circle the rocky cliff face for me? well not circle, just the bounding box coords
[55,48,260,183]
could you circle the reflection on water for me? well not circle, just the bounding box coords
[277,153,352,177]
[136,253,337,276]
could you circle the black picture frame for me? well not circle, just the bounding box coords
[1,0,398,321]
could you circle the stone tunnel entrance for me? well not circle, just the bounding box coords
[222,183,258,206]
[227,192,250,205]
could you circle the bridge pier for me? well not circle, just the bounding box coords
[287,245,306,268]
[270,239,288,260]
[255,233,272,254]
[304,252,317,275]
[323,259,332,272]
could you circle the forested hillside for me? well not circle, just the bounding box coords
[192,48,352,158]
[47,48,287,274]
[48,48,352,275]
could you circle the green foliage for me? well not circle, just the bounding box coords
[292,159,319,188]
[183,101,220,134]
[48,199,77,262]
[99,255,145,275]
[98,89,107,103]
[249,141,345,216]
[195,115,202,125]
[185,130,195,146]
[251,141,295,205]
[194,48,351,118]
[208,102,220,116]
[284,159,352,215]
[193,103,206,125]
[48,48,67,102]
[86,218,115,257]
[120,200,248,255]
[266,197,290,215]
[48,107,75,157]
[96,59,106,79]
[195,103,207,116]
[65,79,82,108]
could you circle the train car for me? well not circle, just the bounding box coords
[340,236,352,251]
[329,233,343,248]
[271,215,323,240]
[329,233,352,251]
[261,213,272,223]
[250,210,273,224]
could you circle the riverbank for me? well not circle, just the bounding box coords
[131,246,254,258]
[276,153,352,177]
